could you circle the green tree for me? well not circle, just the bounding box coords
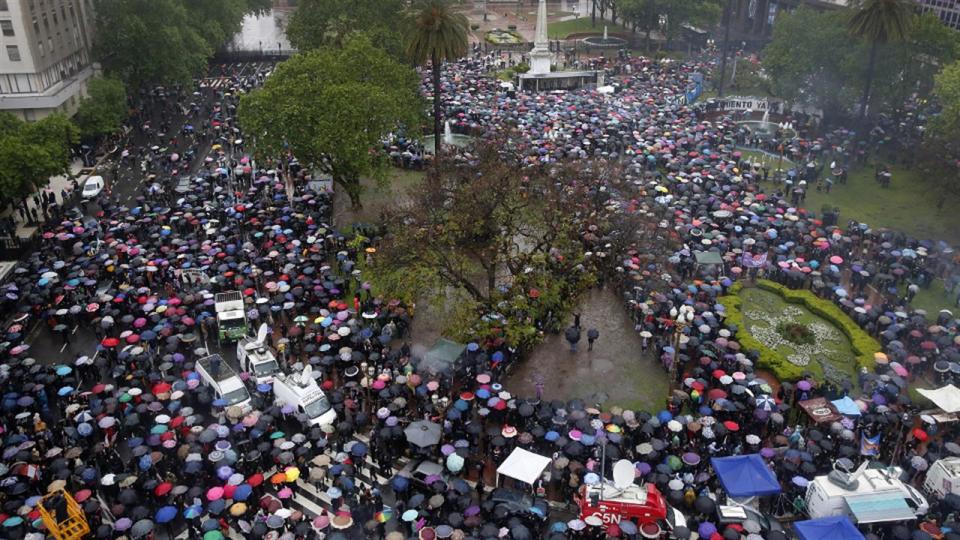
[286,0,404,57]
[403,0,469,157]
[238,36,420,208]
[921,60,960,204]
[93,0,269,90]
[0,113,79,199]
[764,7,864,121]
[74,77,128,140]
[877,13,960,110]
[848,0,912,119]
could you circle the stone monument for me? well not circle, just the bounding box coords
[528,0,552,75]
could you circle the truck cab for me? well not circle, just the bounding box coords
[215,291,247,344]
[923,457,960,499]
[236,323,280,385]
[273,365,336,427]
[577,459,686,536]
[195,354,252,414]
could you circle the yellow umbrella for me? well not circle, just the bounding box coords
[284,466,300,482]
[230,502,247,516]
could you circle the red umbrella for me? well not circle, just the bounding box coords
[921,341,937,350]
[101,337,120,348]
[154,482,173,496]
[125,334,140,344]
[723,421,740,432]
[152,382,172,395]
[707,388,727,401]
[712,369,726,379]
[913,428,929,442]
[247,473,264,487]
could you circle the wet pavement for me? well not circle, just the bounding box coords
[505,287,669,413]
[228,8,293,52]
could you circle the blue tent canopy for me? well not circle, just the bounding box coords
[710,454,781,497]
[831,396,862,416]
[794,516,865,540]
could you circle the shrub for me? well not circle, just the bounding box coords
[719,280,882,381]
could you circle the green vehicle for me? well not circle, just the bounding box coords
[215,291,248,344]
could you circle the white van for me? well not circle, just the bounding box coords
[195,354,253,414]
[273,366,336,427]
[236,323,280,385]
[805,461,928,524]
[923,457,960,499]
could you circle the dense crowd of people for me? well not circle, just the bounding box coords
[0,44,959,540]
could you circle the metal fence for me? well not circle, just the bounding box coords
[213,49,297,63]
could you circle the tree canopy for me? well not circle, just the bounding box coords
[375,141,645,349]
[93,0,269,90]
[0,113,79,199]
[238,36,421,208]
[286,0,405,58]
[74,77,128,140]
[763,8,959,122]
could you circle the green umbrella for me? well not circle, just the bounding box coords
[667,455,682,471]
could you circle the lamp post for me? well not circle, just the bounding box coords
[666,305,695,397]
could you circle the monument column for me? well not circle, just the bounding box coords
[529,0,552,75]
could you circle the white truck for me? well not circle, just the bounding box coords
[923,457,960,499]
[215,291,247,344]
[805,460,929,525]
[237,323,281,385]
[195,354,253,414]
[273,365,336,427]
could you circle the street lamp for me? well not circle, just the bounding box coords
[667,305,695,396]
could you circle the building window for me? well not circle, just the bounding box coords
[0,20,13,36]
[0,1,8,11]
[38,40,44,57]
[6,45,20,62]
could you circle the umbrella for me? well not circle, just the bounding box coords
[405,420,442,447]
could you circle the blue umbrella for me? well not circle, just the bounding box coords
[391,476,409,492]
[156,506,177,523]
[55,365,72,376]
[139,454,152,471]
[233,484,252,501]
[657,410,673,423]
[77,423,93,437]
[325,486,342,499]
[350,442,367,457]
[58,386,75,396]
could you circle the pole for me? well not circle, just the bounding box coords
[667,324,681,396]
[717,0,732,98]
[599,439,606,501]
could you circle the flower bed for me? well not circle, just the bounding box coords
[485,29,525,45]
[719,280,882,381]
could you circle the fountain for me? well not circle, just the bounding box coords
[737,102,797,142]
[582,24,627,48]
[422,120,473,154]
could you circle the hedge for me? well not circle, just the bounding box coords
[718,280,881,382]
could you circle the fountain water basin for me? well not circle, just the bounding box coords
[423,121,473,154]
[582,26,627,48]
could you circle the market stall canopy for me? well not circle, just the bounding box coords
[793,516,865,540]
[419,338,467,374]
[799,397,842,424]
[496,448,551,486]
[694,251,724,265]
[831,396,861,417]
[917,384,960,413]
[710,454,781,497]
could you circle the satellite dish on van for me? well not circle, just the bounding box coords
[301,365,312,386]
[613,459,635,489]
[256,323,269,345]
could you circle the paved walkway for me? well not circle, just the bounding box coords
[505,287,670,413]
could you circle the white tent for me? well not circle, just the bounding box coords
[496,448,551,486]
[917,384,960,413]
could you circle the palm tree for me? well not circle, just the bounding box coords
[403,0,469,157]
[848,0,912,120]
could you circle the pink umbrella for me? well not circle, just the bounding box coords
[277,487,293,499]
[206,486,224,501]
[890,362,910,377]
[829,255,843,264]
[133,318,147,328]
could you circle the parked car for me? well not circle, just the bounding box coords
[82,176,105,199]
[716,502,784,534]
[397,459,448,491]
[488,488,549,523]
[174,176,193,194]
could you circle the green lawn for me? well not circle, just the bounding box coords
[910,280,958,316]
[802,163,960,241]
[547,17,631,39]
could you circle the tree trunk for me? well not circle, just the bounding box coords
[432,49,442,158]
[592,0,597,27]
[717,0,732,98]
[860,41,878,121]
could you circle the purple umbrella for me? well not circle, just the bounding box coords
[698,522,717,538]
